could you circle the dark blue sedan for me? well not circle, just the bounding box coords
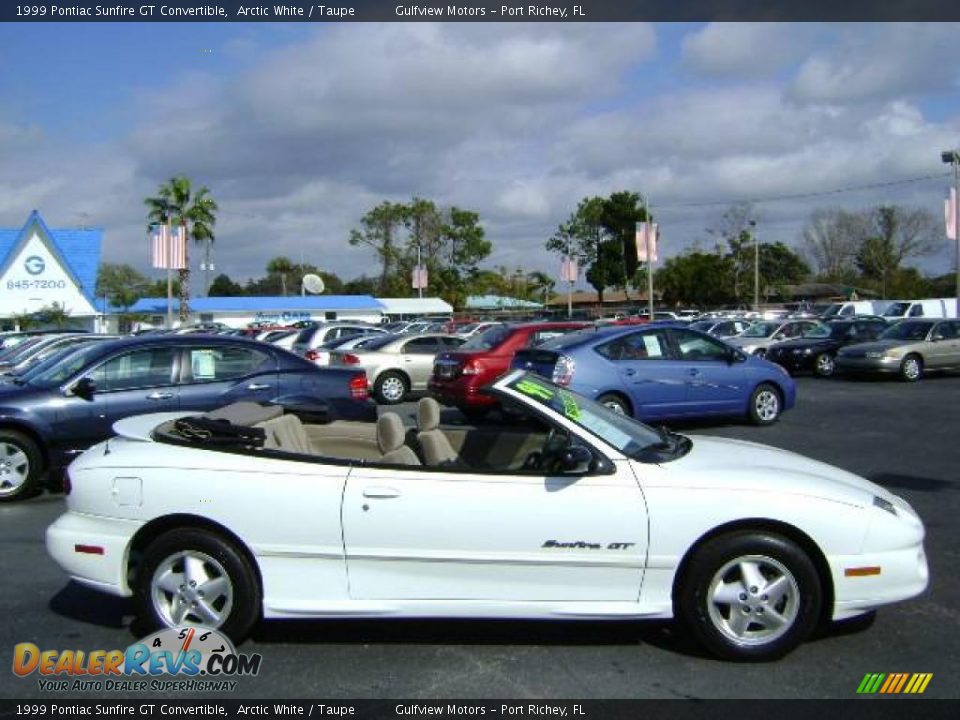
[0,334,373,502]
[510,324,795,425]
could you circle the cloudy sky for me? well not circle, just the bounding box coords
[1,22,958,291]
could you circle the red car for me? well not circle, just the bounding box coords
[428,322,591,419]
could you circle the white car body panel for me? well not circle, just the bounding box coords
[48,371,927,632]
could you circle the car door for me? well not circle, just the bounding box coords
[176,344,280,412]
[668,328,746,415]
[398,336,443,391]
[341,446,647,603]
[594,329,688,420]
[69,345,180,445]
[927,321,960,368]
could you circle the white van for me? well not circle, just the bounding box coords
[881,298,959,321]
[820,300,888,319]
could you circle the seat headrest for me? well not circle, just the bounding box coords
[417,397,441,432]
[377,413,406,454]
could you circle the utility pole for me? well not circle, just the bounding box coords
[750,220,759,312]
[944,150,960,319]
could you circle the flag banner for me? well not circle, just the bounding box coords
[560,257,578,282]
[412,265,428,289]
[168,225,187,269]
[946,188,957,241]
[150,225,167,268]
[636,222,659,262]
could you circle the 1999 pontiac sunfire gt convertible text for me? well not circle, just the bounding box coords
[47,371,928,661]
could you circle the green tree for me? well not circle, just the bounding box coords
[758,242,811,299]
[655,253,736,307]
[35,301,72,329]
[348,201,408,295]
[266,256,296,296]
[145,277,182,297]
[343,275,379,295]
[208,274,245,297]
[706,203,758,301]
[95,262,149,311]
[801,208,865,281]
[855,205,938,298]
[144,175,219,321]
[546,192,650,303]
[526,270,556,305]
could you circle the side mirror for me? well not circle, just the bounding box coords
[71,377,97,401]
[559,444,593,474]
[727,348,745,364]
[931,334,944,342]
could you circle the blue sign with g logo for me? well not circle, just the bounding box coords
[24,256,45,275]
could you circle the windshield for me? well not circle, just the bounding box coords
[504,373,678,461]
[883,302,910,317]
[741,321,779,338]
[462,324,511,350]
[20,342,108,388]
[821,304,844,318]
[880,321,933,341]
[352,334,397,351]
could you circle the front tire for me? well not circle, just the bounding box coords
[597,393,632,416]
[136,529,260,643]
[677,532,822,661]
[0,430,43,503]
[900,354,922,382]
[374,371,409,404]
[813,353,835,377]
[748,383,781,425]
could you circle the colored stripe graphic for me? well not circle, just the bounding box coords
[857,673,932,694]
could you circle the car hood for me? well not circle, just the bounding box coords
[838,339,910,355]
[650,435,892,508]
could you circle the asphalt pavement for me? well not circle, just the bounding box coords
[1,374,957,699]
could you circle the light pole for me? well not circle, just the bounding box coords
[942,150,960,319]
[750,220,759,313]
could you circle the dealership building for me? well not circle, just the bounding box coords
[1,212,454,331]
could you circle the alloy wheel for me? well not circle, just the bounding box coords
[150,550,234,629]
[0,442,30,497]
[754,390,779,422]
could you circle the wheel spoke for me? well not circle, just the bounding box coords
[6,450,27,468]
[712,581,743,606]
[739,561,766,592]
[763,575,791,606]
[193,599,223,625]
[199,576,229,602]
[727,609,751,637]
[183,555,209,586]
[169,595,189,624]
[156,569,184,595]
[761,608,788,630]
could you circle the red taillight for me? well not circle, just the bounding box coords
[552,355,576,386]
[74,544,104,555]
[305,349,320,361]
[342,353,361,365]
[461,359,484,375]
[349,373,369,399]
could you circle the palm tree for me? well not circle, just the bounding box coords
[267,256,295,296]
[526,271,556,306]
[145,175,218,322]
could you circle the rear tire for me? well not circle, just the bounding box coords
[0,430,43,503]
[899,354,922,382]
[597,393,632,417]
[748,383,781,425]
[374,371,409,404]
[813,353,835,377]
[677,531,821,661]
[136,529,260,643]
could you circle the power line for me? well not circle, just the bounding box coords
[655,171,953,210]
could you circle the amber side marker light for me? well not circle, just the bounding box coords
[845,566,882,577]
[74,545,105,555]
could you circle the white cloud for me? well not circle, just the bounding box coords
[681,23,819,78]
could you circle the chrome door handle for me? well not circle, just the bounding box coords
[247,383,271,391]
[362,487,401,499]
[146,392,174,400]
[622,368,636,376]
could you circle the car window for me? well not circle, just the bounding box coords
[528,329,572,347]
[880,321,934,341]
[294,326,317,344]
[908,304,924,317]
[672,329,730,362]
[402,337,441,354]
[462,325,513,350]
[439,336,466,348]
[934,322,958,340]
[596,330,669,361]
[185,346,271,383]
[89,348,177,391]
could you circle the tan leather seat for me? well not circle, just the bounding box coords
[377,413,420,466]
[416,397,461,467]
[259,414,313,454]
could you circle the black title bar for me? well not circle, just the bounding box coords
[3,0,960,22]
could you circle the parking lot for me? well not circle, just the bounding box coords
[1,374,957,699]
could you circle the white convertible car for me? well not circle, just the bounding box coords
[47,371,928,661]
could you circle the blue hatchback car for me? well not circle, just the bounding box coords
[510,324,795,425]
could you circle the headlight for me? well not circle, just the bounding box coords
[873,495,897,516]
[802,348,812,355]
